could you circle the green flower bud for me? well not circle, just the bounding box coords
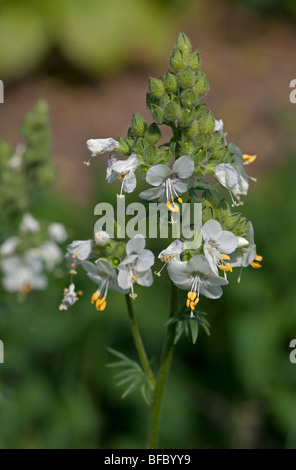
[194,73,209,96]
[178,66,195,90]
[179,108,196,128]
[116,137,131,155]
[211,145,227,160]
[145,123,161,144]
[176,32,191,55]
[164,72,178,92]
[169,48,184,71]
[198,111,215,133]
[164,101,181,122]
[195,103,206,119]
[158,148,171,163]
[181,139,195,155]
[183,121,199,138]
[180,89,199,107]
[151,104,164,124]
[143,145,158,164]
[113,242,126,258]
[149,77,165,99]
[187,51,201,71]
[131,113,147,137]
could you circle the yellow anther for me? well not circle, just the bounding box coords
[186,298,190,308]
[250,261,262,269]
[254,254,263,262]
[99,300,107,311]
[137,275,140,279]
[243,154,257,164]
[171,196,174,201]
[218,265,229,272]
[71,263,75,268]
[21,284,33,295]
[178,197,183,204]
[95,296,106,310]
[72,251,77,258]
[117,171,125,180]
[190,301,196,310]
[166,201,171,207]
[193,297,199,306]
[77,291,83,296]
[132,275,136,282]
[91,291,101,304]
[226,263,233,272]
[220,254,230,261]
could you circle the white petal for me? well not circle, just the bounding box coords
[139,187,164,201]
[215,231,238,254]
[87,138,118,155]
[172,155,194,178]
[200,284,223,299]
[135,249,155,271]
[137,269,153,287]
[167,260,191,290]
[214,164,239,189]
[146,164,171,187]
[117,267,132,290]
[126,234,146,255]
[123,172,137,193]
[188,254,212,275]
[201,220,222,241]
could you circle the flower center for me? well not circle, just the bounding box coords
[186,276,200,318]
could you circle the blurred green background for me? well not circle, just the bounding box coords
[0,0,296,449]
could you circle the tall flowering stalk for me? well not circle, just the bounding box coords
[61,33,262,448]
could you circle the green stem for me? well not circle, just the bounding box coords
[147,283,178,449]
[125,294,155,390]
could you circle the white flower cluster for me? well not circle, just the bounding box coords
[0,213,67,297]
[60,233,154,311]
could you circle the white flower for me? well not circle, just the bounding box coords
[201,219,237,275]
[117,234,154,299]
[230,221,262,281]
[20,213,40,234]
[155,240,185,277]
[168,254,229,317]
[59,283,81,310]
[0,237,19,257]
[48,223,68,243]
[66,240,93,274]
[84,138,119,166]
[214,119,224,133]
[139,155,194,212]
[1,254,47,294]
[82,259,127,311]
[214,143,250,206]
[106,153,139,194]
[29,241,63,271]
[94,231,110,246]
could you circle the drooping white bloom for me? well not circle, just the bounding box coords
[106,153,139,194]
[66,240,93,274]
[48,223,68,243]
[117,234,154,299]
[0,237,19,257]
[1,254,47,294]
[201,219,237,274]
[139,155,194,212]
[214,119,224,133]
[167,254,229,317]
[94,231,110,247]
[84,138,119,166]
[155,240,185,276]
[230,221,262,281]
[59,283,81,310]
[20,213,40,234]
[82,259,128,311]
[214,143,250,206]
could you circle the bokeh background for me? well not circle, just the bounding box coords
[0,0,296,448]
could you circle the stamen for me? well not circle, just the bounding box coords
[254,254,263,262]
[243,154,257,164]
[91,290,101,304]
[178,197,183,204]
[250,261,262,269]
[220,254,230,261]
